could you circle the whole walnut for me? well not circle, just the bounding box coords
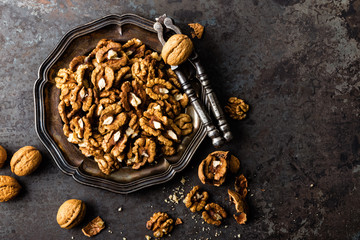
[10,146,42,176]
[161,34,193,66]
[0,145,7,168]
[0,175,22,202]
[57,199,86,229]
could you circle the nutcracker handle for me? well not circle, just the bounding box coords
[190,53,233,142]
[174,68,225,148]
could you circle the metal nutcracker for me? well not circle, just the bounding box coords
[154,15,233,147]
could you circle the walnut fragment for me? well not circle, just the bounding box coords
[183,185,209,212]
[82,216,105,237]
[225,97,249,120]
[234,174,248,198]
[146,212,174,238]
[188,23,204,39]
[198,151,229,186]
[202,203,227,226]
[228,189,249,225]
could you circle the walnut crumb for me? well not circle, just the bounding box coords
[180,177,186,185]
[118,207,122,211]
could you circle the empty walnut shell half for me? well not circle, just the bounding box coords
[202,203,227,226]
[56,199,86,229]
[228,189,249,224]
[10,146,42,176]
[0,175,21,202]
[161,34,194,66]
[198,151,229,186]
[146,212,174,238]
[183,185,209,212]
[82,216,105,237]
[0,145,7,168]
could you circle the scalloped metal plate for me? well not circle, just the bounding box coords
[34,14,208,194]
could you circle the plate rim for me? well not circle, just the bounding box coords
[33,13,208,194]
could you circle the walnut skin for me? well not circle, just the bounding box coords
[228,189,249,225]
[10,146,42,176]
[183,185,209,212]
[0,175,21,202]
[161,34,194,66]
[146,212,174,238]
[82,216,105,237]
[198,151,229,186]
[202,203,227,226]
[225,97,249,120]
[0,145,7,168]
[57,199,86,229]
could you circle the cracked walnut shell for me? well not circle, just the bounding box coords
[82,216,105,237]
[235,174,248,198]
[0,175,21,202]
[183,185,209,212]
[0,145,7,168]
[188,23,204,39]
[146,212,174,238]
[202,203,227,226]
[56,199,86,229]
[228,189,249,224]
[198,151,229,186]
[161,34,194,66]
[225,97,249,120]
[10,146,42,176]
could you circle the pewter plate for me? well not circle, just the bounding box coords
[34,14,208,194]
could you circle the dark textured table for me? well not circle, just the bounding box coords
[1,0,360,239]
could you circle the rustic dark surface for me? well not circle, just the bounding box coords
[1,0,360,239]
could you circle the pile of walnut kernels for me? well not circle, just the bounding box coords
[55,38,194,175]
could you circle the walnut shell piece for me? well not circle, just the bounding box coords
[161,34,194,66]
[234,174,248,198]
[198,151,229,186]
[228,189,249,225]
[0,175,21,202]
[0,145,7,168]
[188,23,204,39]
[183,185,209,212]
[202,203,227,226]
[225,97,249,120]
[146,212,174,238]
[10,146,42,176]
[56,199,86,229]
[82,216,105,237]
[229,155,240,174]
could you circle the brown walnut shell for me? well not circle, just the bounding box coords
[198,151,229,186]
[228,189,249,224]
[10,146,42,176]
[161,34,194,66]
[0,175,21,202]
[0,145,7,168]
[82,216,105,237]
[56,199,86,229]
